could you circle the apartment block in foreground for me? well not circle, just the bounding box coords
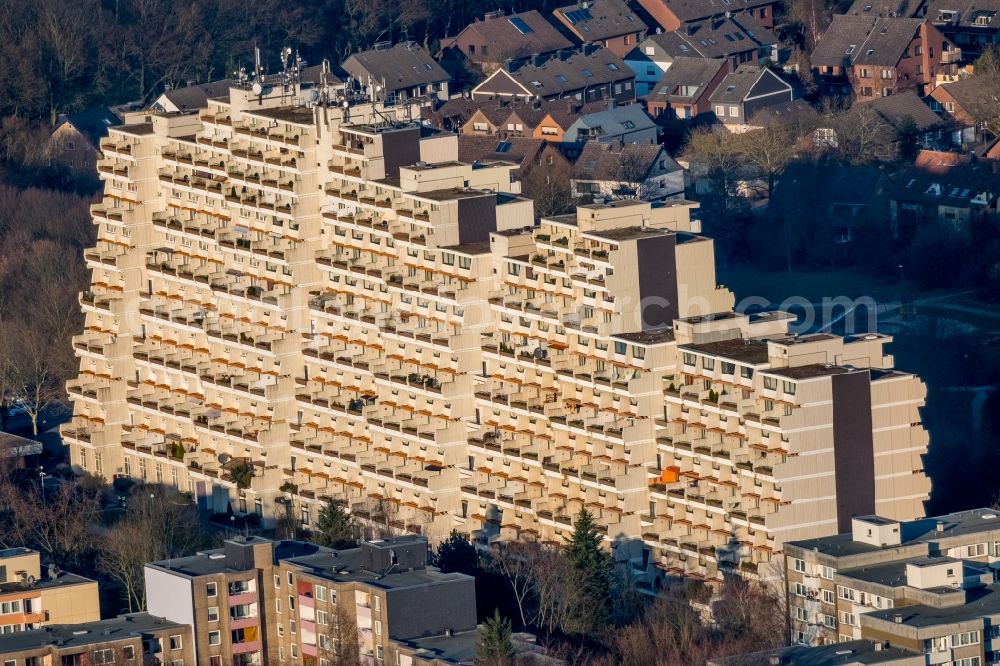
[785,508,1000,647]
[63,73,930,582]
[145,535,474,666]
[0,548,100,632]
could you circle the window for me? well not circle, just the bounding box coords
[702,357,714,371]
[968,543,986,557]
[792,558,806,573]
[123,646,135,661]
[728,106,739,117]
[169,635,183,650]
[952,630,980,646]
[373,596,381,612]
[839,611,856,626]
[278,647,285,662]
[740,366,754,379]
[714,105,726,116]
[291,645,299,658]
[206,582,217,597]
[375,620,383,636]
[615,341,627,355]
[782,380,796,395]
[289,595,296,611]
[682,352,696,366]
[207,606,219,622]
[721,362,735,375]
[823,589,835,604]
[954,659,980,666]
[316,585,327,602]
[208,631,221,646]
[287,572,294,585]
[210,657,222,666]
[763,376,777,390]
[820,566,833,579]
[838,586,856,602]
[633,346,645,360]
[276,598,283,613]
[317,609,328,625]
[93,649,115,665]
[319,633,331,650]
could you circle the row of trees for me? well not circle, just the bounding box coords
[435,510,786,665]
[0,0,570,122]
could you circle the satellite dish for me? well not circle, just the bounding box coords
[25,575,36,587]
[342,100,350,109]
[218,453,231,465]
[307,89,320,103]
[251,81,263,95]
[375,85,383,93]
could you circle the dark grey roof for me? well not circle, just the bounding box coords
[811,15,922,67]
[571,141,669,180]
[707,639,922,666]
[788,508,1000,557]
[748,98,820,126]
[681,338,770,364]
[564,104,656,141]
[0,614,186,654]
[865,584,1000,627]
[342,43,449,94]
[59,107,122,146]
[846,0,924,17]
[709,65,790,104]
[860,91,943,130]
[457,135,546,173]
[157,80,234,111]
[554,0,648,41]
[651,0,775,23]
[642,16,776,59]
[646,57,727,104]
[443,11,573,62]
[509,47,633,95]
[924,0,1000,27]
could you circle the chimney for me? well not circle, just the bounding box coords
[893,613,903,623]
[936,520,945,533]
[607,98,616,110]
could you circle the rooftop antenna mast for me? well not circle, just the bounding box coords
[251,45,265,103]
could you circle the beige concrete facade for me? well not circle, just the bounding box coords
[64,78,930,584]
[0,548,100,632]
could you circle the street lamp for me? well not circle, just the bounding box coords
[38,465,45,507]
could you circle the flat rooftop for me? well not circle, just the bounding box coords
[0,613,185,653]
[682,338,770,365]
[764,364,851,380]
[246,106,315,124]
[787,508,1000,559]
[708,639,921,666]
[395,630,479,663]
[866,584,1000,628]
[415,188,495,202]
[583,226,671,242]
[612,329,675,345]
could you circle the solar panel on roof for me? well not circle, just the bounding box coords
[564,8,593,23]
[495,142,512,153]
[508,17,535,34]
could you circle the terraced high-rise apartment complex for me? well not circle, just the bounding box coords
[64,77,930,581]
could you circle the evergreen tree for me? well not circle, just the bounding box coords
[476,609,514,666]
[564,509,614,635]
[314,500,357,550]
[434,529,479,574]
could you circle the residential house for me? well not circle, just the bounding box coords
[624,37,677,96]
[708,65,795,132]
[862,90,947,143]
[46,107,122,172]
[810,15,957,100]
[426,97,598,142]
[439,10,573,72]
[0,614,193,666]
[151,80,235,113]
[635,17,778,73]
[0,432,42,467]
[471,46,636,104]
[457,134,571,187]
[923,0,1000,58]
[636,0,777,32]
[571,141,685,199]
[928,76,992,143]
[562,103,658,146]
[0,548,101,631]
[342,42,450,105]
[643,56,728,119]
[770,162,889,251]
[746,98,821,131]
[847,0,1000,58]
[890,150,999,237]
[553,0,648,57]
